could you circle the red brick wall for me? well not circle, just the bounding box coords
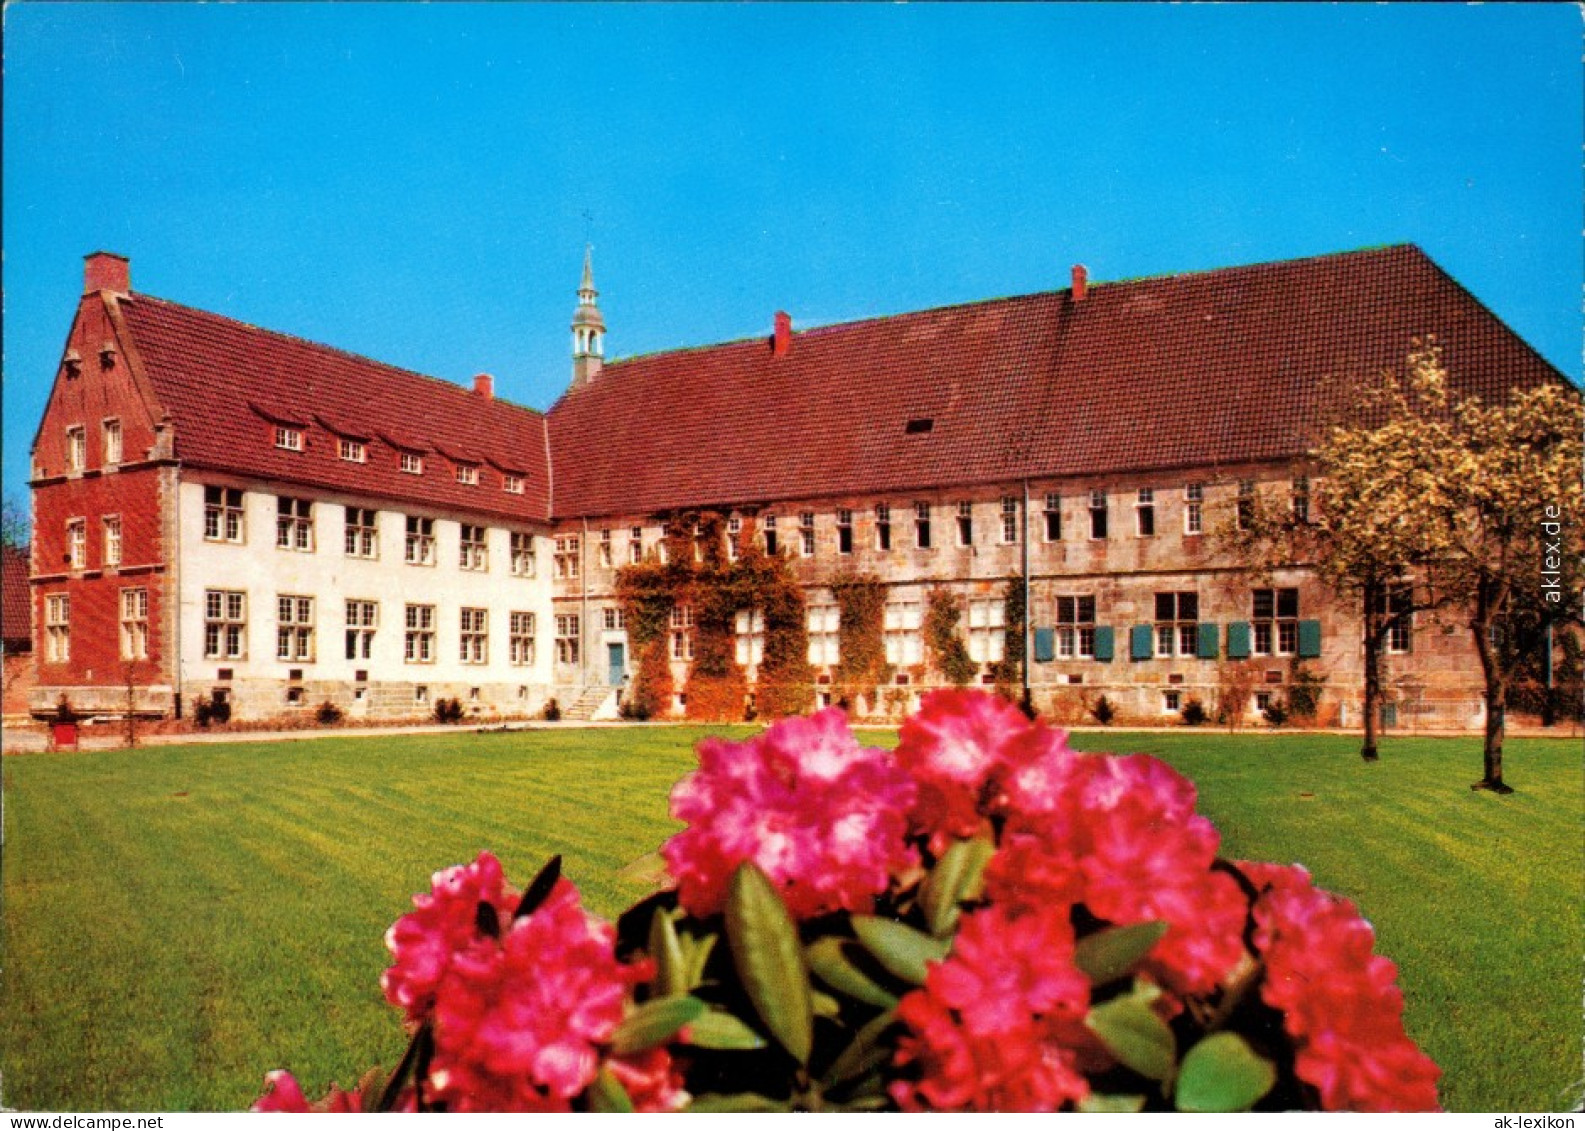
[3,651,34,717]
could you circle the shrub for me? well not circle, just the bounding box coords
[1287,664,1327,721]
[1089,693,1115,726]
[541,698,562,722]
[1180,697,1208,726]
[1263,697,1289,727]
[315,700,345,726]
[434,698,465,725]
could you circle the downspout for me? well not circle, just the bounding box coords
[580,515,590,690]
[1021,477,1032,710]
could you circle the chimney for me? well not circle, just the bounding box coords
[772,311,792,358]
[84,252,131,295]
[1071,264,1088,303]
[472,373,494,400]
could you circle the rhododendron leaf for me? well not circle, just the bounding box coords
[820,1008,898,1089]
[1174,1032,1277,1113]
[726,863,813,1064]
[610,994,707,1056]
[811,989,842,1018]
[920,833,996,937]
[682,932,718,989]
[1078,1093,1147,1113]
[648,907,687,997]
[1073,920,1169,985]
[683,1009,768,1050]
[588,1066,636,1113]
[513,854,562,920]
[474,900,501,939]
[1084,996,1176,1081]
[851,915,951,985]
[805,938,899,1009]
[616,850,670,890]
[689,1093,792,1113]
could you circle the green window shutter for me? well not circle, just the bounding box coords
[1196,621,1220,660]
[1227,621,1251,659]
[1130,624,1153,661]
[1093,626,1114,662]
[1034,627,1056,663]
[1298,619,1322,658]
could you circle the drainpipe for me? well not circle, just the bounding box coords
[1021,478,1032,710]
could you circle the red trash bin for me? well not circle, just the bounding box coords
[51,721,79,750]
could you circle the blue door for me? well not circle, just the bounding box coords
[608,642,626,687]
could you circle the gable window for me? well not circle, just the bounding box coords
[503,474,525,495]
[763,514,778,556]
[629,526,644,565]
[400,452,424,475]
[103,419,123,465]
[875,504,891,551]
[119,587,149,660]
[66,426,87,472]
[1136,488,1156,537]
[275,426,303,452]
[1088,490,1108,540]
[968,598,1006,662]
[510,612,535,665]
[1055,595,1097,659]
[345,507,378,558]
[800,512,816,557]
[511,532,537,577]
[455,464,479,486]
[1043,493,1062,541]
[204,590,246,659]
[345,599,377,660]
[1185,483,1204,536]
[205,487,245,542]
[276,497,314,552]
[671,604,695,661]
[338,438,366,463]
[808,603,840,666]
[460,607,488,664]
[1252,587,1300,655]
[276,595,315,662]
[884,601,922,665]
[66,519,86,569]
[554,536,580,579]
[1154,592,1199,657]
[727,515,742,561]
[603,607,626,631]
[915,503,932,550]
[735,609,765,667]
[103,515,123,568]
[1237,480,1256,531]
[837,509,854,554]
[1291,476,1311,525]
[598,528,613,569]
[405,516,436,565]
[45,594,71,663]
[956,502,974,547]
[1001,497,1020,544]
[555,613,581,665]
[404,603,436,662]
[459,524,489,571]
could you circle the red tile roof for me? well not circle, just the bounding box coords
[546,244,1567,518]
[115,296,552,524]
[2,545,30,647]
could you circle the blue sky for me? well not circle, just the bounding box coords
[4,3,1579,511]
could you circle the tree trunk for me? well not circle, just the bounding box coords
[1470,585,1513,794]
[1360,585,1383,761]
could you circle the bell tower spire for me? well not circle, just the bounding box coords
[570,245,606,389]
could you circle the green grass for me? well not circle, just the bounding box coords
[1,726,1579,1111]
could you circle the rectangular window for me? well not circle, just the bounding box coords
[456,464,479,486]
[344,507,379,558]
[670,605,695,661]
[763,514,778,556]
[807,604,840,666]
[1237,479,1256,531]
[405,516,436,565]
[837,509,853,554]
[884,601,922,666]
[45,594,71,663]
[275,426,303,452]
[66,519,86,569]
[400,452,424,475]
[1136,488,1156,537]
[603,607,626,631]
[629,526,644,565]
[404,604,436,662]
[460,607,488,664]
[1291,476,1311,525]
[103,419,123,465]
[1373,585,1414,653]
[1154,591,1199,657]
[800,512,816,557]
[204,590,247,660]
[727,515,742,562]
[459,524,489,571]
[968,598,1006,662]
[276,595,315,662]
[915,502,932,550]
[956,502,974,547]
[1251,587,1300,655]
[503,474,525,495]
[205,486,245,543]
[119,587,148,660]
[735,609,766,667]
[556,613,581,665]
[276,497,314,552]
[338,438,366,463]
[1043,493,1062,541]
[1055,595,1097,659]
[1089,490,1108,540]
[511,532,537,577]
[1001,497,1019,544]
[103,515,122,568]
[1163,690,1182,714]
[875,504,891,551]
[598,528,614,568]
[554,535,580,579]
[1185,483,1204,536]
[510,611,535,665]
[345,599,378,661]
[66,426,87,472]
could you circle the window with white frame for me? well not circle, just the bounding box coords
[66,426,86,472]
[45,594,70,662]
[875,504,891,551]
[405,516,436,565]
[345,507,379,558]
[1251,588,1299,655]
[598,528,613,568]
[727,515,741,561]
[205,487,245,543]
[276,595,315,662]
[1185,483,1204,536]
[204,590,246,659]
[807,604,840,666]
[968,598,1006,663]
[735,609,765,667]
[1088,490,1108,539]
[1001,497,1019,544]
[1373,584,1414,653]
[956,502,974,547]
[629,526,644,565]
[119,587,148,660]
[800,513,816,557]
[460,607,488,664]
[837,509,854,554]
[455,464,479,486]
[405,604,436,662]
[103,515,122,568]
[555,613,581,665]
[1163,690,1182,714]
[763,514,778,556]
[103,419,123,465]
[276,497,314,552]
[671,605,695,661]
[1237,480,1256,531]
[884,601,922,665]
[1043,493,1062,541]
[1137,488,1156,537]
[511,532,537,577]
[400,452,424,475]
[1055,595,1097,659]
[1291,476,1311,525]
[554,536,580,579]
[66,519,86,569]
[603,607,625,631]
[345,599,377,661]
[503,474,525,495]
[510,612,535,665]
[338,438,366,463]
[1154,592,1199,657]
[459,524,489,571]
[914,502,932,550]
[275,426,303,452]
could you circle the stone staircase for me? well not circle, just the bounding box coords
[561,685,615,722]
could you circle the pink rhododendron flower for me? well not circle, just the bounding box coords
[605,1048,690,1112]
[1243,862,1441,1112]
[663,708,917,918]
[251,1070,367,1113]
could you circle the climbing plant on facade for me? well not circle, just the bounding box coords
[830,572,890,709]
[925,587,977,688]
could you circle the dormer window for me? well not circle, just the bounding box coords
[456,465,479,486]
[400,453,424,475]
[503,474,525,495]
[275,426,303,452]
[338,439,366,463]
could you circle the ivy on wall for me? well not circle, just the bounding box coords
[991,571,1027,701]
[925,587,977,688]
[830,572,890,708]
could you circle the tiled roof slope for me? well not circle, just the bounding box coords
[546,245,1566,519]
[116,296,552,524]
[2,545,30,646]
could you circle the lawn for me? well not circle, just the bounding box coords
[1,724,1579,1111]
